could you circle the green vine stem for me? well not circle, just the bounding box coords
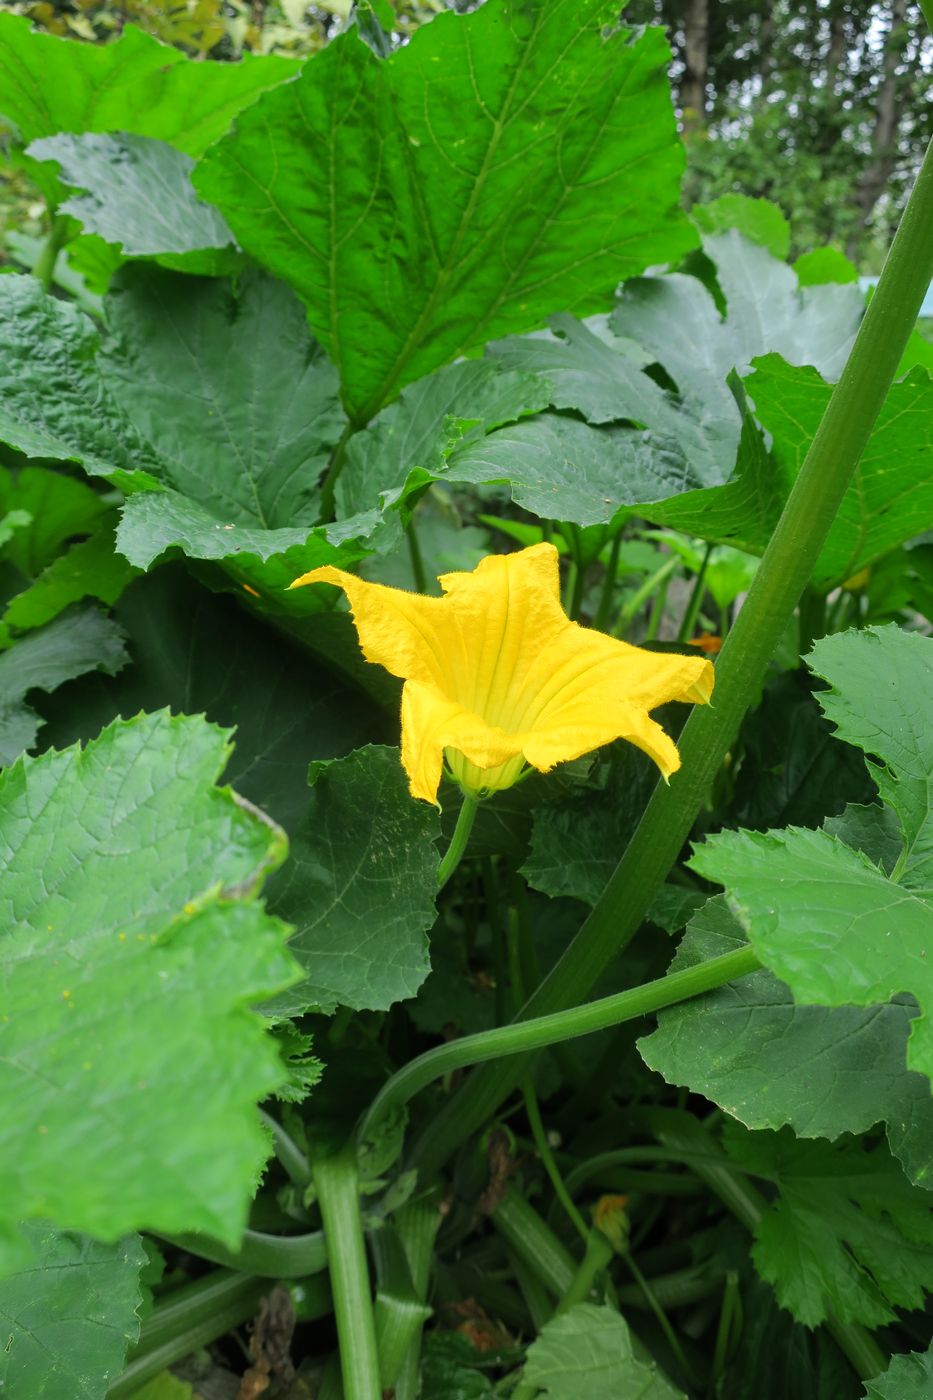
[260,1109,313,1188]
[675,541,713,643]
[157,1226,327,1278]
[359,946,759,1147]
[409,134,933,1177]
[33,212,69,293]
[313,1146,383,1400]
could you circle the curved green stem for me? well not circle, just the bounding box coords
[157,1226,327,1278]
[260,1109,312,1188]
[317,421,357,522]
[437,795,479,889]
[33,213,69,293]
[359,947,759,1146]
[410,135,933,1177]
[313,1146,382,1400]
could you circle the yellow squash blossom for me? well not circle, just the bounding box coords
[290,543,714,805]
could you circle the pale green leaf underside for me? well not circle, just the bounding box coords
[195,0,694,422]
[523,1303,685,1399]
[266,746,440,1016]
[0,1224,146,1397]
[28,133,238,274]
[0,711,299,1259]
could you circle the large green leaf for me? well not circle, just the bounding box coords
[639,897,933,1188]
[0,275,162,492]
[336,358,550,519]
[34,565,388,833]
[103,266,344,533]
[28,133,239,275]
[641,357,933,588]
[863,1344,933,1399]
[0,711,299,1262]
[690,628,933,1084]
[722,1125,933,1328]
[612,231,862,384]
[0,607,128,765]
[0,1224,146,1395]
[0,13,298,156]
[0,465,111,578]
[194,1,694,423]
[266,745,440,1015]
[522,1303,684,1399]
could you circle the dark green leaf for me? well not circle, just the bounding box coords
[0,607,128,764]
[267,746,440,1015]
[33,565,387,833]
[0,276,162,492]
[0,465,110,579]
[0,1224,146,1394]
[195,2,694,422]
[0,711,298,1262]
[722,1125,933,1327]
[2,520,138,631]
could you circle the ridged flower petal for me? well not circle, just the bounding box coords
[291,544,714,804]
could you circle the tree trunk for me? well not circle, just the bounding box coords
[848,0,909,252]
[680,0,709,135]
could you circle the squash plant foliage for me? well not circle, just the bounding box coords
[1,2,933,1396]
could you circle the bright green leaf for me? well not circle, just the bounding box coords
[0,465,109,578]
[28,133,239,275]
[0,607,128,764]
[0,1224,146,1395]
[793,247,859,286]
[0,711,299,1260]
[640,897,933,1188]
[195,2,694,423]
[862,1344,933,1399]
[266,745,440,1015]
[808,625,933,892]
[692,194,790,259]
[523,1303,684,1398]
[722,1125,933,1327]
[0,13,298,157]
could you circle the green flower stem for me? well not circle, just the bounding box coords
[612,555,679,636]
[33,213,70,293]
[554,1226,614,1315]
[437,794,479,889]
[594,532,623,630]
[359,947,759,1147]
[260,1109,313,1188]
[406,514,429,593]
[648,1111,887,1381]
[522,1076,589,1243]
[409,134,933,1178]
[313,1146,383,1400]
[675,541,713,643]
[157,1225,327,1278]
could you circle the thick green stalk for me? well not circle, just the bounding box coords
[314,1147,382,1400]
[359,947,758,1145]
[410,136,933,1176]
[395,1195,443,1400]
[33,213,69,293]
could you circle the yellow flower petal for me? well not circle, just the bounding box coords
[290,543,714,804]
